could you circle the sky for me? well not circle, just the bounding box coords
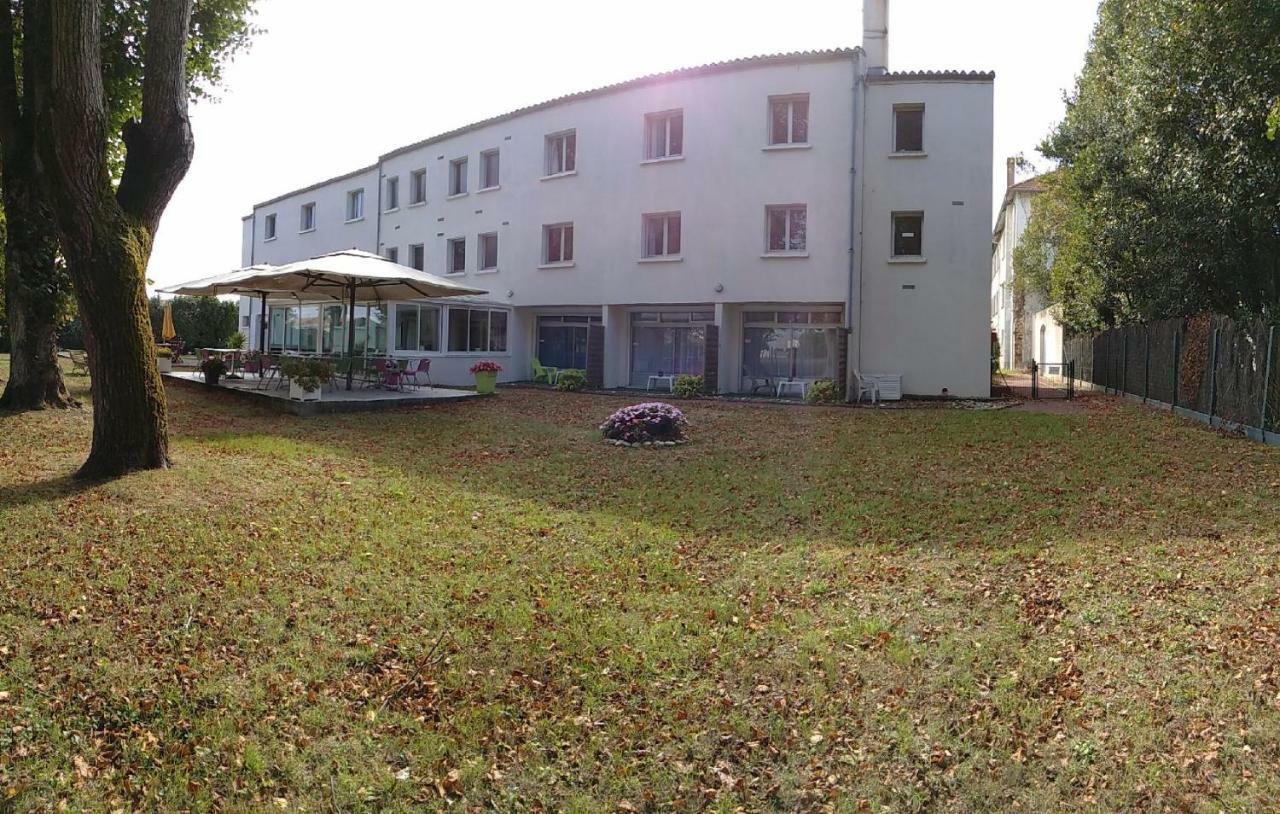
[147,0,1100,290]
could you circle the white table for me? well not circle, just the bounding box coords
[647,375,674,392]
[776,380,807,398]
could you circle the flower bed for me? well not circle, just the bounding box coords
[599,402,689,447]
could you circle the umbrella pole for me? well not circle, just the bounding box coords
[258,292,268,354]
[346,282,357,390]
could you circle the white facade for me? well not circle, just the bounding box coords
[239,7,994,397]
[990,166,1062,371]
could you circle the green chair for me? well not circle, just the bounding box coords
[531,358,559,384]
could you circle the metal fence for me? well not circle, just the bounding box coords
[1064,315,1280,444]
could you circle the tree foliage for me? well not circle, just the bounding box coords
[148,295,237,348]
[1022,0,1280,333]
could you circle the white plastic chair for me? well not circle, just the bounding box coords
[854,370,880,404]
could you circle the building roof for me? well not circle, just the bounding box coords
[378,48,862,162]
[866,69,994,83]
[992,172,1054,243]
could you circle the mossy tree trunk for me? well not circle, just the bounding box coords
[30,0,194,478]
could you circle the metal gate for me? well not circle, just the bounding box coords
[1031,359,1075,399]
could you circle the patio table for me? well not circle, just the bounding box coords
[647,374,675,392]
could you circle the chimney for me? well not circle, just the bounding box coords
[862,0,889,76]
[1006,157,1017,189]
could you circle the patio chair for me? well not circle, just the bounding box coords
[854,370,880,404]
[531,357,559,385]
[742,366,773,396]
[403,358,432,390]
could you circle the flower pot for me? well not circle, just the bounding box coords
[204,372,221,386]
[289,381,321,402]
[473,371,498,394]
[157,358,172,373]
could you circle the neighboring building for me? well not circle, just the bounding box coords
[239,0,994,396]
[990,161,1063,371]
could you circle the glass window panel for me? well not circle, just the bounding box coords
[667,214,681,254]
[791,99,809,142]
[480,233,498,269]
[368,305,387,355]
[395,304,419,351]
[895,107,924,152]
[770,101,789,144]
[323,305,346,354]
[547,226,562,263]
[564,132,576,171]
[744,311,775,323]
[563,225,574,261]
[894,213,923,256]
[419,306,439,352]
[468,309,488,351]
[449,238,466,273]
[448,307,468,352]
[768,208,787,251]
[284,306,300,351]
[789,207,807,250]
[489,310,507,352]
[669,113,682,155]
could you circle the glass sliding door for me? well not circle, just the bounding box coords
[322,305,346,355]
[629,310,712,388]
[536,315,599,370]
[741,309,842,390]
[298,305,320,354]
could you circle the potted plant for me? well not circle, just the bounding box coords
[227,331,247,350]
[156,346,174,374]
[281,358,332,402]
[469,360,502,394]
[200,357,228,385]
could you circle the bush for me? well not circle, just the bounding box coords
[991,335,1001,373]
[556,369,586,391]
[280,358,333,393]
[600,402,688,444]
[156,347,174,359]
[805,378,840,404]
[672,374,704,398]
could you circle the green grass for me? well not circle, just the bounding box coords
[2,356,1280,811]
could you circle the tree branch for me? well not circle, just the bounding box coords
[116,0,194,231]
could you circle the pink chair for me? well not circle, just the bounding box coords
[404,358,432,389]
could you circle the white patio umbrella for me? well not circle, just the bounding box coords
[159,264,282,355]
[206,250,488,390]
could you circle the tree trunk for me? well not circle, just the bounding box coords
[61,213,169,478]
[0,174,77,411]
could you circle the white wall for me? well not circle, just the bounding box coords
[249,166,380,266]
[859,78,994,397]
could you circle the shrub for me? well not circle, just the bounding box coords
[600,402,688,444]
[227,331,247,350]
[280,358,333,393]
[556,369,587,391]
[673,374,704,398]
[199,358,228,379]
[470,360,503,374]
[806,378,840,404]
[156,347,173,359]
[991,335,1001,373]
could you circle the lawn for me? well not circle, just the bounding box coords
[2,357,1280,812]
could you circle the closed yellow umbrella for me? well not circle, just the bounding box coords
[161,302,177,342]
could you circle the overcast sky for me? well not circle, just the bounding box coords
[147,0,1099,289]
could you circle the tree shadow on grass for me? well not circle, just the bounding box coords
[0,472,96,510]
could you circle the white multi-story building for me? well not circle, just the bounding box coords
[239,0,994,397]
[990,161,1064,371]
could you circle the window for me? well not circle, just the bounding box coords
[394,303,440,352]
[644,110,683,159]
[642,212,681,258]
[384,176,400,210]
[765,205,807,253]
[384,246,399,263]
[741,309,841,390]
[263,213,277,240]
[628,311,713,388]
[768,94,809,145]
[893,105,924,153]
[299,202,316,232]
[448,158,468,196]
[409,169,427,204]
[480,149,500,189]
[447,307,508,352]
[346,189,364,221]
[409,243,425,271]
[241,315,251,328]
[545,130,576,176]
[479,232,498,271]
[537,314,601,370]
[447,237,466,273]
[892,212,923,257]
[542,222,574,265]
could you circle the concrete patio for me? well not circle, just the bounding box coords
[163,370,482,415]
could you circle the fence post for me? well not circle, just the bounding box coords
[1121,330,1128,398]
[1143,327,1151,403]
[1261,325,1276,436]
[1207,326,1219,426]
[1172,324,1181,412]
[1031,360,1038,399]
